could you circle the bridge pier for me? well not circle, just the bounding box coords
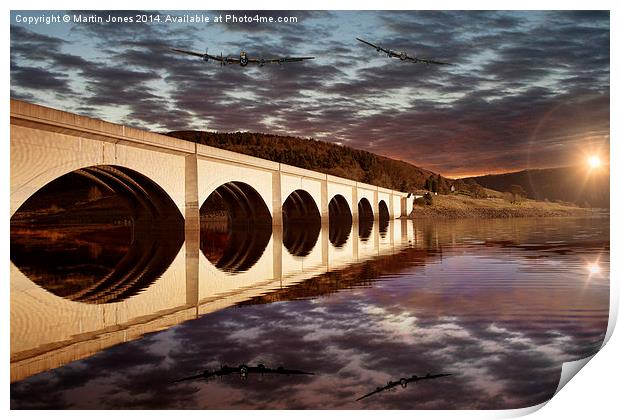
[272,224,283,283]
[184,153,200,309]
[321,179,329,224]
[373,189,379,220]
[272,171,283,226]
[352,186,359,225]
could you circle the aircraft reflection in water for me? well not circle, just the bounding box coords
[10,215,609,409]
[356,38,452,65]
[171,47,315,67]
[356,373,452,401]
[173,364,314,383]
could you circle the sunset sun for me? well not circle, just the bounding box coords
[588,155,602,169]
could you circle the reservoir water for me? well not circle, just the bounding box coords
[10,217,609,409]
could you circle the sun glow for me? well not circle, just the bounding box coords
[588,155,602,169]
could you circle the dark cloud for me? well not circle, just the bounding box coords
[9,10,609,176]
[11,63,72,92]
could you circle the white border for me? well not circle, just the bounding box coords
[4,1,617,419]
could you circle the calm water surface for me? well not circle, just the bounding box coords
[10,217,609,409]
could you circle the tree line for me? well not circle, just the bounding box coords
[166,130,492,198]
[167,131,435,192]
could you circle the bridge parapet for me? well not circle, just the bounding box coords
[10,99,195,155]
[279,163,327,180]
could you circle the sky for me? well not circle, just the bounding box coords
[9,10,610,177]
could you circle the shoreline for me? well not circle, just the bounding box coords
[409,194,606,219]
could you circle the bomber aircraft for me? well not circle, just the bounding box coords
[356,38,451,65]
[356,372,452,401]
[170,47,315,67]
[172,363,315,383]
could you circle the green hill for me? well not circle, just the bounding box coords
[166,131,437,192]
[466,166,610,208]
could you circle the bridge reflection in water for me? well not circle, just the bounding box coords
[10,211,413,382]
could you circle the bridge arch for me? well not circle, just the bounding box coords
[283,189,321,223]
[201,181,272,226]
[328,194,353,247]
[196,159,275,219]
[358,197,374,242]
[326,183,353,221]
[282,189,321,257]
[10,164,185,303]
[279,173,325,219]
[358,197,374,221]
[379,200,390,220]
[379,199,390,236]
[10,129,188,219]
[377,192,393,220]
[328,194,352,221]
[199,181,272,273]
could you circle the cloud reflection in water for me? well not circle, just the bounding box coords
[10,217,608,409]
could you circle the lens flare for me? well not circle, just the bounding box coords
[587,262,601,275]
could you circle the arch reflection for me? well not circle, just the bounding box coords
[10,165,185,303]
[200,182,272,273]
[379,200,390,237]
[328,194,352,247]
[358,198,374,242]
[282,190,321,257]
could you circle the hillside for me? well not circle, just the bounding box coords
[466,166,610,208]
[166,131,435,192]
[411,194,596,219]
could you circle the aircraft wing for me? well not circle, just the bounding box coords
[170,48,223,62]
[357,374,451,401]
[281,56,315,62]
[410,373,452,382]
[249,57,314,64]
[277,368,314,375]
[171,370,218,383]
[428,373,452,379]
[356,388,384,402]
[356,382,397,401]
[246,366,314,375]
[356,38,390,54]
[408,56,452,65]
[172,372,205,383]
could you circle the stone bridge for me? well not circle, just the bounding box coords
[10,99,414,225]
[10,98,417,382]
